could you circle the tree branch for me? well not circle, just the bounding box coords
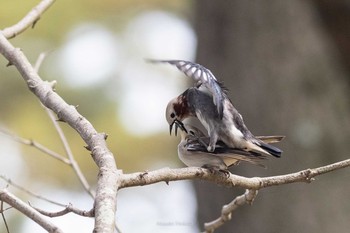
[0,200,10,233]
[0,18,120,233]
[0,189,63,233]
[119,159,350,232]
[0,128,71,165]
[0,175,66,207]
[32,52,95,198]
[119,158,350,190]
[2,0,55,39]
[45,107,95,198]
[204,189,258,233]
[30,203,94,218]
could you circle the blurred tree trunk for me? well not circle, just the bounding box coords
[314,0,350,80]
[193,1,350,233]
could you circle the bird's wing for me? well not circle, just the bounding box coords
[147,59,225,118]
[186,142,266,166]
[185,138,264,157]
[255,135,285,144]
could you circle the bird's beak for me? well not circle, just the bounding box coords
[173,120,187,136]
[169,121,174,135]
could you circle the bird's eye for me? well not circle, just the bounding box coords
[170,113,175,118]
[189,130,195,135]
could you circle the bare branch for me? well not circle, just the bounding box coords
[0,189,63,233]
[1,0,55,39]
[204,189,258,233]
[0,128,71,164]
[1,200,10,233]
[119,158,350,189]
[0,175,66,207]
[118,159,350,232]
[0,26,119,233]
[30,203,94,218]
[45,108,95,198]
[33,52,95,198]
[1,176,94,219]
[34,52,49,72]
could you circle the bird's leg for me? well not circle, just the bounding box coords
[207,132,218,152]
[202,165,219,173]
[202,165,230,178]
[218,169,230,178]
[196,136,209,148]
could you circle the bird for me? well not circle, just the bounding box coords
[148,59,284,157]
[172,121,283,171]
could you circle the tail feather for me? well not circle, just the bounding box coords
[247,139,283,158]
[258,141,282,158]
[256,135,285,144]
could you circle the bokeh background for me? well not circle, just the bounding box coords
[1,1,350,232]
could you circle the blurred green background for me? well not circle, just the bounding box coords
[0,0,192,180]
[1,0,350,233]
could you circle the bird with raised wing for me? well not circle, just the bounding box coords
[149,59,284,157]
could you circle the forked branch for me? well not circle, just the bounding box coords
[0,189,63,233]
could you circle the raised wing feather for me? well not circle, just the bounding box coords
[147,59,225,118]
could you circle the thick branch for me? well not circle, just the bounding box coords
[0,189,63,233]
[119,158,350,189]
[0,27,119,233]
[2,0,55,39]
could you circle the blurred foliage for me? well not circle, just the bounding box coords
[0,0,192,188]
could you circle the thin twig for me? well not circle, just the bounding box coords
[30,202,94,218]
[34,52,49,72]
[204,189,258,233]
[1,176,94,219]
[0,189,63,233]
[0,175,65,207]
[1,201,10,233]
[33,52,95,198]
[0,129,71,164]
[45,108,95,198]
[2,0,56,39]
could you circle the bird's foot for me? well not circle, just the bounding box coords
[207,145,215,152]
[218,169,230,178]
[202,166,230,178]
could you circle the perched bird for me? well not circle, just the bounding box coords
[149,59,284,157]
[173,121,283,171]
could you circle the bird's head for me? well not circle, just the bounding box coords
[165,95,189,135]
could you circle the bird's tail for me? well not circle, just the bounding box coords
[256,135,285,144]
[247,136,284,158]
[258,141,283,158]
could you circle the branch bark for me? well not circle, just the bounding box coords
[119,159,350,232]
[0,32,120,232]
[119,158,350,190]
[2,0,55,39]
[0,189,63,233]
[204,189,258,233]
[31,203,94,218]
[0,1,120,230]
